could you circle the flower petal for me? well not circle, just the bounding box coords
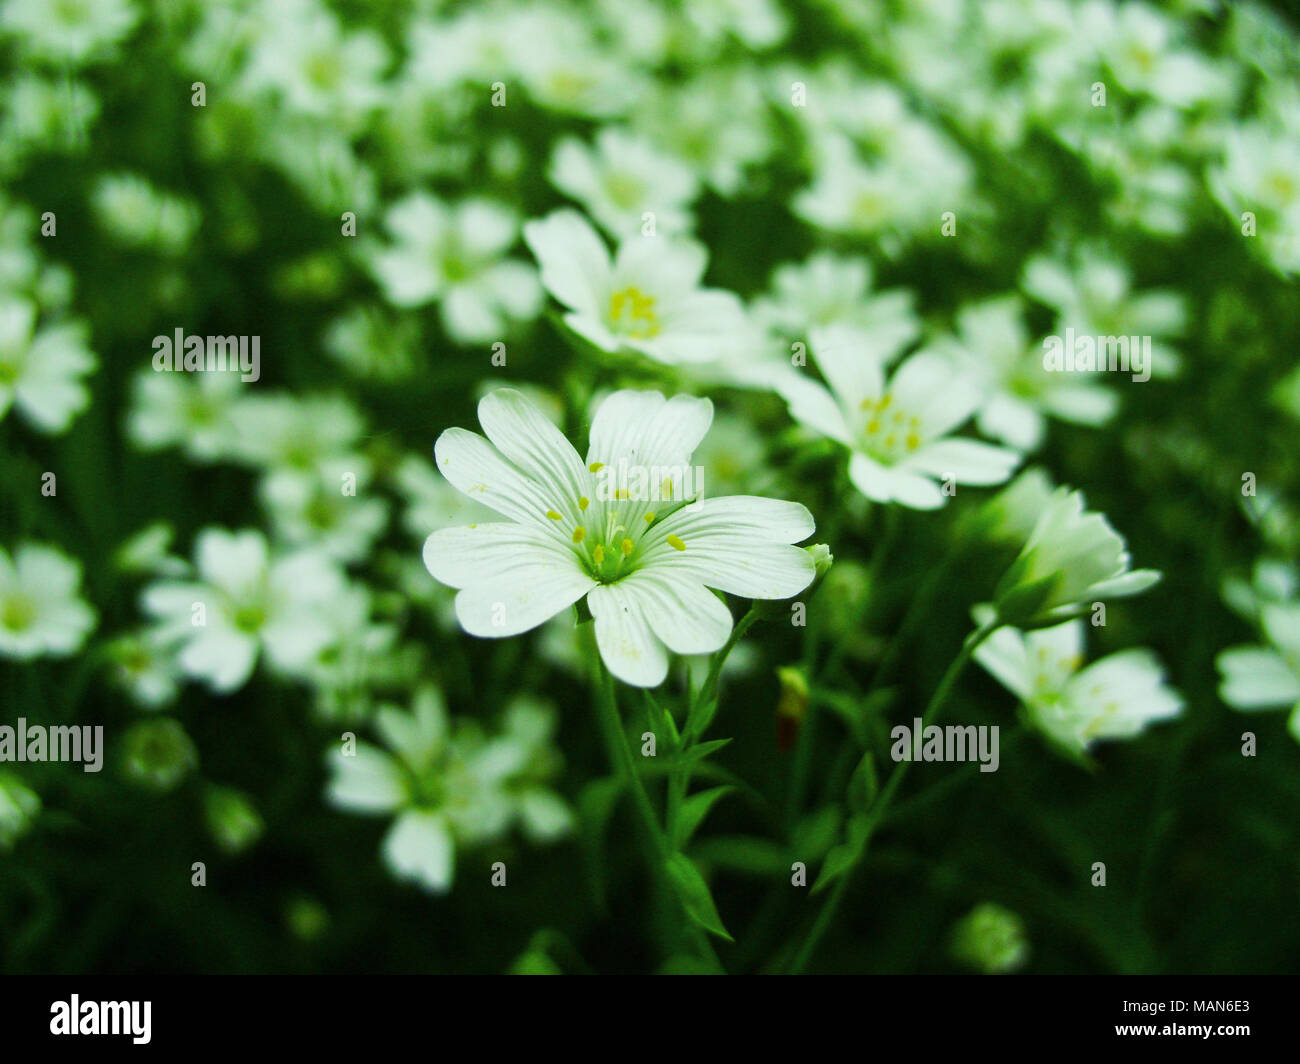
[588,582,669,687]
[523,209,609,317]
[620,569,733,655]
[452,564,596,638]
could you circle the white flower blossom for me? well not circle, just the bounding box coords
[976,618,1183,756]
[780,326,1020,510]
[0,298,95,434]
[422,388,816,687]
[142,529,346,693]
[524,209,748,367]
[0,542,96,660]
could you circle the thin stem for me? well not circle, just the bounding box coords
[591,659,723,970]
[787,619,999,973]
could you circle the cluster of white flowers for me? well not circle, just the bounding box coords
[4,0,1296,919]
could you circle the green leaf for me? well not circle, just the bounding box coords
[644,690,680,750]
[811,841,861,894]
[672,737,732,767]
[672,785,734,849]
[664,853,734,941]
[791,805,842,861]
[690,835,788,877]
[846,751,878,812]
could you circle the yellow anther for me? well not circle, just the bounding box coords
[578,496,589,511]
[884,434,897,448]
[661,478,673,498]
[860,397,875,410]
[572,526,586,543]
[589,462,604,473]
[666,534,686,552]
[593,544,605,565]
[879,394,892,410]
[546,510,562,520]
[867,419,881,433]
[615,488,630,500]
[893,411,906,425]
[644,512,656,523]
[620,538,634,557]
[905,432,920,451]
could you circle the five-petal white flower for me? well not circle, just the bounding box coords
[780,325,1020,509]
[975,618,1183,756]
[523,209,748,366]
[423,388,817,686]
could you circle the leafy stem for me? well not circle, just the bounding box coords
[786,617,1000,973]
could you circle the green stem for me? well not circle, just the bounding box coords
[592,660,722,970]
[787,619,999,973]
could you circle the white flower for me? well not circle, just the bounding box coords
[934,296,1118,452]
[1222,558,1298,623]
[0,0,138,64]
[367,193,541,343]
[226,393,365,478]
[628,68,771,196]
[238,0,388,123]
[994,488,1161,627]
[260,457,388,564]
[127,369,243,462]
[508,9,644,117]
[976,619,1183,756]
[1209,125,1300,275]
[422,388,816,687]
[549,127,698,238]
[780,327,1020,510]
[0,543,96,659]
[106,630,182,710]
[478,698,574,843]
[1022,247,1186,352]
[793,130,971,245]
[0,298,95,434]
[142,529,345,693]
[751,251,919,354]
[1218,603,1300,743]
[325,686,559,893]
[92,174,199,255]
[524,209,748,366]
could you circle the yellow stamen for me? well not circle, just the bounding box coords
[661,478,673,498]
[593,544,605,565]
[666,534,686,552]
[905,432,920,450]
[589,462,604,473]
[620,538,634,557]
[578,496,589,511]
[546,510,562,520]
[615,488,630,500]
[879,394,892,410]
[644,512,656,523]
[867,419,880,433]
[572,526,586,543]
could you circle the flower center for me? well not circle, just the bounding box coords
[605,173,646,210]
[545,461,692,584]
[231,602,267,633]
[857,393,923,462]
[1,594,36,632]
[607,286,661,339]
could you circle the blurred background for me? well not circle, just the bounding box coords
[1,0,1298,973]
